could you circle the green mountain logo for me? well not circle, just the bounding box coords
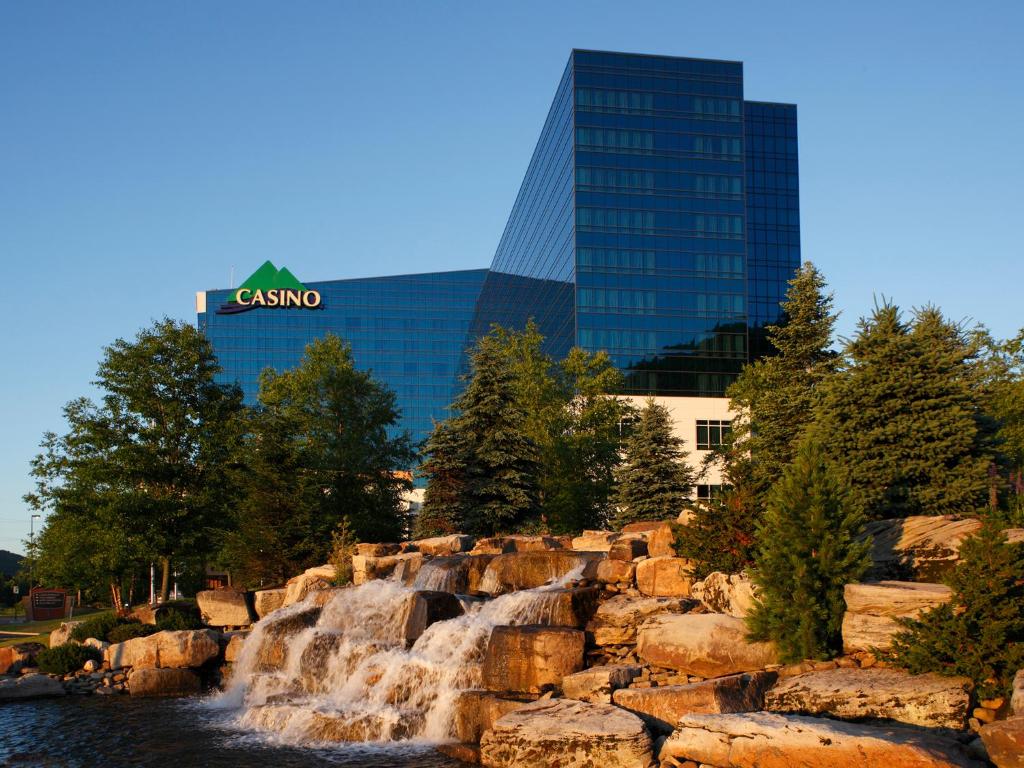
[232,260,308,303]
[216,261,322,314]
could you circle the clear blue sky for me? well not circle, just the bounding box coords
[1,1,1021,554]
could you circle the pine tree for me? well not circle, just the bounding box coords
[612,399,695,528]
[890,518,1024,699]
[747,440,871,662]
[811,303,990,519]
[673,481,758,579]
[415,419,471,538]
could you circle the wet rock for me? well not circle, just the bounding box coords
[410,534,476,556]
[437,743,481,764]
[765,667,972,730]
[482,626,584,694]
[254,607,322,671]
[478,551,603,595]
[519,586,601,629]
[253,588,286,618]
[453,690,539,743]
[571,530,620,551]
[282,564,336,605]
[351,552,422,586]
[467,554,497,594]
[500,535,572,553]
[48,621,83,649]
[128,667,201,697]
[222,631,247,663]
[479,698,654,768]
[636,614,778,677]
[660,712,982,768]
[561,663,642,703]
[401,590,465,643]
[413,556,471,593]
[842,581,954,654]
[106,629,221,670]
[297,631,343,693]
[864,516,983,582]
[979,715,1024,767]
[0,642,44,675]
[197,589,256,627]
[691,572,759,618]
[612,672,776,734]
[0,673,66,701]
[636,556,696,597]
[588,594,690,646]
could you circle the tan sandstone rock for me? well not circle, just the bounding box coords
[128,667,201,697]
[479,698,654,768]
[282,564,336,605]
[0,642,44,675]
[223,632,246,663]
[608,537,649,561]
[864,516,983,582]
[571,530,620,551]
[482,626,584,693]
[410,534,476,556]
[196,589,255,627]
[612,672,776,734]
[355,542,401,557]
[253,587,286,618]
[400,590,464,643]
[621,520,677,558]
[351,552,422,587]
[588,594,689,646]
[636,613,778,677]
[636,556,696,597]
[478,551,603,595]
[660,712,982,768]
[452,690,538,743]
[1013,669,1024,715]
[561,664,642,703]
[979,715,1024,768]
[106,629,220,670]
[594,558,636,585]
[842,581,953,654]
[765,667,972,730]
[691,572,759,618]
[48,621,83,649]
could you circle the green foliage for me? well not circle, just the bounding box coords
[811,303,990,519]
[106,621,158,644]
[747,440,871,662]
[612,399,695,528]
[974,328,1024,515]
[416,420,472,538]
[36,644,103,676]
[328,517,359,586]
[155,606,202,631]
[70,612,121,643]
[890,519,1024,699]
[673,483,759,579]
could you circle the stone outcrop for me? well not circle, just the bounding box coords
[842,581,953,653]
[636,613,778,677]
[765,667,972,730]
[636,556,696,597]
[253,606,321,672]
[561,664,642,703]
[482,626,584,693]
[400,590,464,643]
[660,712,982,768]
[253,588,286,618]
[864,516,983,581]
[478,550,603,595]
[282,564,336,605]
[0,642,44,675]
[609,537,648,561]
[223,632,246,663]
[410,534,475,556]
[351,552,422,587]
[979,715,1024,767]
[479,698,654,768]
[593,559,636,586]
[452,690,538,743]
[106,629,220,670]
[128,667,202,697]
[196,589,256,627]
[355,542,401,557]
[49,621,82,648]
[621,520,676,558]
[571,530,619,551]
[691,572,759,618]
[588,594,689,646]
[0,673,66,701]
[501,535,571,553]
[612,672,775,734]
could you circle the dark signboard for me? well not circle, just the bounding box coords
[28,588,68,620]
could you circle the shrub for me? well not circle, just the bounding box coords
[673,485,759,579]
[106,621,159,644]
[155,606,203,631]
[70,612,120,643]
[890,518,1024,699]
[329,517,359,586]
[37,644,102,676]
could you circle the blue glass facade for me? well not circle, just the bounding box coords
[197,269,488,448]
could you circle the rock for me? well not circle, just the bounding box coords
[355,542,401,557]
[588,594,690,646]
[253,588,286,618]
[520,586,601,629]
[196,589,256,627]
[128,667,202,697]
[482,626,584,693]
[594,559,636,585]
[0,673,66,701]
[437,743,481,764]
[0,642,44,675]
[49,621,83,649]
[253,607,321,671]
[661,712,982,768]
[351,552,422,587]
[470,537,507,555]
[83,637,108,653]
[612,672,776,734]
[82,659,98,672]
[980,715,1024,767]
[467,554,497,594]
[479,698,653,767]
[401,590,464,643]
[478,551,603,595]
[635,556,696,597]
[608,537,648,561]
[1013,669,1024,715]
[636,613,778,677]
[282,564,336,605]
[410,534,476,556]
[453,690,539,743]
[561,663,641,703]
[765,667,972,730]
[864,516,983,581]
[500,535,571,553]
[106,629,220,670]
[691,572,759,618]
[842,581,953,653]
[413,556,472,593]
[571,530,620,551]
[223,632,247,663]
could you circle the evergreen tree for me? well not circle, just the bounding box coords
[747,440,871,662]
[414,419,471,538]
[890,518,1024,699]
[612,399,695,527]
[673,481,758,579]
[811,303,990,519]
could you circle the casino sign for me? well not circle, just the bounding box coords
[216,261,323,314]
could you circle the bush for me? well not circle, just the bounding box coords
[329,517,359,586]
[70,612,120,643]
[37,644,102,676]
[155,606,203,631]
[106,621,159,644]
[673,486,758,580]
[890,518,1024,699]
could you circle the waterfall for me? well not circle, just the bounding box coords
[213,566,585,744]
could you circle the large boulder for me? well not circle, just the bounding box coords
[253,606,321,672]
[635,556,696,597]
[588,594,690,646]
[0,642,44,675]
[482,626,584,693]
[478,551,603,595]
[479,698,654,768]
[106,629,220,670]
[561,664,642,703]
[621,520,676,557]
[128,667,201,697]
[282,564,336,605]
[608,537,648,561]
[223,632,247,663]
[196,589,256,627]
[660,712,982,768]
[48,621,83,648]
[412,556,472,593]
[979,715,1024,768]
[636,613,778,677]
[842,581,954,654]
[593,558,636,585]
[864,516,982,581]
[351,552,422,587]
[0,673,65,701]
[691,572,759,618]
[571,530,619,552]
[410,534,475,556]
[452,690,538,743]
[612,672,776,734]
[400,590,464,643]
[253,588,286,618]
[765,667,972,730]
[1013,669,1024,715]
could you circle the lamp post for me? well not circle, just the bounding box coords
[29,514,40,589]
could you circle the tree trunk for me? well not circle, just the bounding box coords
[160,557,171,603]
[110,581,124,615]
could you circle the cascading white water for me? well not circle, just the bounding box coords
[213,566,585,744]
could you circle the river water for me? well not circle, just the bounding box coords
[0,696,461,768]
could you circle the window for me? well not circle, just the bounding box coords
[696,419,731,450]
[695,484,724,500]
